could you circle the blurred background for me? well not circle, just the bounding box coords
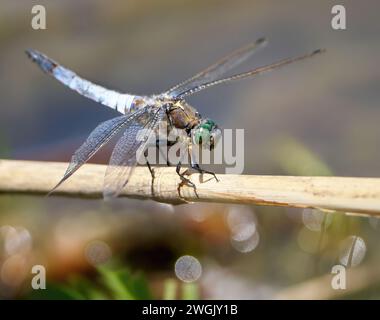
[0,0,379,299]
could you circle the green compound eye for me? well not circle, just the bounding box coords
[200,119,215,131]
[206,119,216,127]
[194,127,211,145]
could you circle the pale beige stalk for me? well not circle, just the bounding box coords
[1,159,380,216]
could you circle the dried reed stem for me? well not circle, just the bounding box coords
[1,159,380,216]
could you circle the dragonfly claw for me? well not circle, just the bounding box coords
[176,162,199,198]
[191,164,219,182]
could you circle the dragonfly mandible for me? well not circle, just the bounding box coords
[26,38,324,199]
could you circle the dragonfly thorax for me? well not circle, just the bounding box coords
[166,100,220,150]
[168,99,200,130]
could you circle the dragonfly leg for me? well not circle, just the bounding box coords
[144,149,155,179]
[166,138,180,166]
[176,161,196,189]
[156,136,179,167]
[175,138,199,197]
[155,138,175,166]
[162,106,178,166]
[191,163,219,182]
[144,149,156,197]
[165,107,174,129]
[187,141,219,182]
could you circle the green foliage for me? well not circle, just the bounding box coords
[28,263,152,300]
[27,263,200,300]
[98,265,152,300]
[181,283,199,300]
[162,279,199,300]
[163,279,177,300]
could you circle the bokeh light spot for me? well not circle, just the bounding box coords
[174,255,202,283]
[231,231,260,253]
[302,209,332,232]
[339,235,366,267]
[84,240,112,266]
[1,254,28,287]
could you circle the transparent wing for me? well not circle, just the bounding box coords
[49,109,147,194]
[103,107,166,199]
[26,49,135,114]
[176,49,325,99]
[165,38,267,98]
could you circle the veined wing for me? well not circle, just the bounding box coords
[176,49,325,99]
[103,106,166,199]
[26,49,136,114]
[165,38,267,98]
[49,108,148,195]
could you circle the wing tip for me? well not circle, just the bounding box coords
[312,48,326,56]
[256,37,267,45]
[25,49,57,73]
[45,178,66,197]
[25,48,38,60]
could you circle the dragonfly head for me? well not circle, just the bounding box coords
[192,119,221,150]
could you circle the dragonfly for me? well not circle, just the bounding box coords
[26,38,324,199]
